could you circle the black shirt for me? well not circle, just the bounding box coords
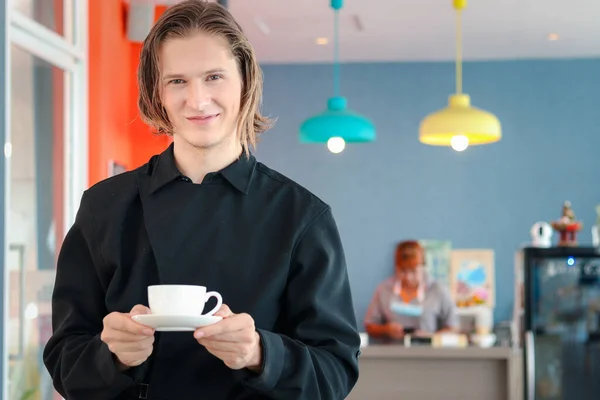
[42,144,361,400]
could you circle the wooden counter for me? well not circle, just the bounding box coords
[346,345,522,400]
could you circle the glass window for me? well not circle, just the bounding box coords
[7,43,67,400]
[10,0,74,41]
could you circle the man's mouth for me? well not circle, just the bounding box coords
[187,114,220,124]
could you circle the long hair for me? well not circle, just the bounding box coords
[137,0,274,155]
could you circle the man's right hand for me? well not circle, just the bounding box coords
[385,322,405,340]
[100,304,155,370]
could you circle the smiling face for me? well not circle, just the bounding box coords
[159,32,242,153]
[137,1,274,156]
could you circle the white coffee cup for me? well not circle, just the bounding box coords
[148,285,222,316]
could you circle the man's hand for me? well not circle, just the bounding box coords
[100,304,155,370]
[194,305,262,372]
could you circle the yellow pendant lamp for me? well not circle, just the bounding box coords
[419,0,501,151]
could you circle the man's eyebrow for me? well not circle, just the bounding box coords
[161,68,227,81]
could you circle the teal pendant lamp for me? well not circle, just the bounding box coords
[299,0,375,148]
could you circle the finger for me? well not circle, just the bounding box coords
[117,347,154,366]
[201,345,248,370]
[105,313,154,336]
[194,320,229,339]
[108,336,154,353]
[214,304,233,318]
[201,346,235,366]
[125,359,146,367]
[194,313,252,339]
[198,339,239,353]
[200,342,243,366]
[196,328,256,343]
[102,328,153,344]
[130,304,152,316]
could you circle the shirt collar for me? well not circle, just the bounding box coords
[148,143,256,195]
[219,151,257,194]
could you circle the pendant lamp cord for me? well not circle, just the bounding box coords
[333,9,340,97]
[455,8,462,94]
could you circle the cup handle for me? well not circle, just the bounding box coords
[203,291,222,316]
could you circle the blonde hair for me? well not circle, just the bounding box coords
[137,0,274,155]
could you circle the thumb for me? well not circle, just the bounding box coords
[130,304,151,316]
[214,304,233,318]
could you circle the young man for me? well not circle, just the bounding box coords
[42,1,360,399]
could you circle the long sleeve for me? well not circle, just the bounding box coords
[42,192,138,399]
[364,286,386,325]
[238,206,361,399]
[438,284,459,329]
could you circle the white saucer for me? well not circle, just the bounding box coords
[131,314,222,332]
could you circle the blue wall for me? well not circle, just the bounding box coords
[255,58,600,325]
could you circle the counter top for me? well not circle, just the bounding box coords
[350,345,523,400]
[359,344,520,360]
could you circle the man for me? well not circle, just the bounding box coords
[42,1,360,399]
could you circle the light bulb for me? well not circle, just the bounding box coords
[327,137,345,154]
[450,135,469,152]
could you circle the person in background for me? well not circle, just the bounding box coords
[364,240,458,340]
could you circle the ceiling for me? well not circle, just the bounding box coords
[152,0,600,64]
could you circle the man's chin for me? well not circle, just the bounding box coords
[174,129,238,152]
[188,140,221,150]
[187,138,235,153]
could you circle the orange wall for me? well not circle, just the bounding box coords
[88,1,169,187]
[128,5,171,169]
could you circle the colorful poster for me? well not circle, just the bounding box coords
[419,240,452,288]
[450,249,496,308]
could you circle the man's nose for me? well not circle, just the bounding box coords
[186,80,211,110]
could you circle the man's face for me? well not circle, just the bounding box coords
[159,31,242,152]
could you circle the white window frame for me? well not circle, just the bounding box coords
[3,1,88,399]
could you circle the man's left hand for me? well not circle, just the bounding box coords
[194,304,262,372]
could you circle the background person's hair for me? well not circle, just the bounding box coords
[394,240,425,270]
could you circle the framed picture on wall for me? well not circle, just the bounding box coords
[418,240,452,288]
[450,249,495,308]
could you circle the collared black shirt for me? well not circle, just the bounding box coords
[43,144,361,400]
